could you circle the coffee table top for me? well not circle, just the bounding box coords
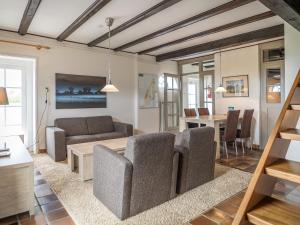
[67,137,128,156]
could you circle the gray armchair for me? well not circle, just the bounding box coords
[93,133,178,220]
[46,116,133,162]
[175,127,216,194]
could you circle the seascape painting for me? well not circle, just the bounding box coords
[138,73,159,108]
[222,75,249,97]
[56,73,107,109]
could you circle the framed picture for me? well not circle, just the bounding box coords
[138,73,159,108]
[56,73,107,109]
[222,75,249,97]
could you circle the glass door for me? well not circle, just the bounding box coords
[159,74,181,132]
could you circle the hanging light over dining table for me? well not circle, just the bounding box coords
[215,51,226,93]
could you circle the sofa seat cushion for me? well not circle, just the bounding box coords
[86,116,114,134]
[93,132,125,141]
[66,135,98,145]
[55,118,89,136]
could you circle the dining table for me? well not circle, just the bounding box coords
[179,114,241,159]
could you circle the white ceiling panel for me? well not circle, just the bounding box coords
[97,0,231,48]
[28,0,96,38]
[67,0,162,43]
[126,1,270,53]
[149,16,283,55]
[0,0,28,31]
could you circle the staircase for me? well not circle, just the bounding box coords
[232,69,300,225]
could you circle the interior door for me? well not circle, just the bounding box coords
[260,61,284,148]
[161,74,181,132]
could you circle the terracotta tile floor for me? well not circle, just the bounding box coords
[0,170,75,225]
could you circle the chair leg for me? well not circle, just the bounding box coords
[250,137,253,151]
[241,139,245,155]
[234,140,238,156]
[224,142,228,159]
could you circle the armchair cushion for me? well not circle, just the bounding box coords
[93,145,133,220]
[86,116,114,134]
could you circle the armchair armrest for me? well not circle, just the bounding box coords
[113,121,133,136]
[46,127,66,162]
[93,145,133,220]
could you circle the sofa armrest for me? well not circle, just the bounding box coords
[46,127,66,162]
[113,122,133,136]
[93,145,133,220]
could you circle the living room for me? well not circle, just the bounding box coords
[0,0,300,225]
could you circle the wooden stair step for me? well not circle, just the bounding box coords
[280,128,300,141]
[290,104,300,110]
[266,159,300,184]
[247,197,300,225]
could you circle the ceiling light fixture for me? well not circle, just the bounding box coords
[215,50,226,93]
[101,17,119,93]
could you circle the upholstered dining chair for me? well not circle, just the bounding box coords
[184,108,198,128]
[236,109,254,154]
[220,110,240,158]
[197,107,209,116]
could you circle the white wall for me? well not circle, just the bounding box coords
[136,55,178,133]
[284,23,300,161]
[0,31,177,149]
[214,45,260,145]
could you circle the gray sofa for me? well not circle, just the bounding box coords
[46,116,133,162]
[175,127,216,194]
[93,132,178,220]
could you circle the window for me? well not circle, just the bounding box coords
[0,67,23,135]
[188,83,196,108]
[266,68,281,103]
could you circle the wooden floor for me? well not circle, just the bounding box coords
[189,147,300,225]
[2,145,297,225]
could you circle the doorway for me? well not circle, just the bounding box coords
[260,42,285,148]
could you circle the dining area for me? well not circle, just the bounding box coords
[179,107,254,159]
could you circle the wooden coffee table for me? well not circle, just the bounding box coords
[67,137,128,181]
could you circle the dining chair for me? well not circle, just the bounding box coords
[184,108,198,128]
[197,107,209,116]
[236,109,254,154]
[220,110,240,158]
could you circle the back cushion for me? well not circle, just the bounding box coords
[86,116,114,134]
[55,117,88,136]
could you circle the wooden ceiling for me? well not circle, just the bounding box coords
[0,0,297,61]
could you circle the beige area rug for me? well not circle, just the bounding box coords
[33,154,251,225]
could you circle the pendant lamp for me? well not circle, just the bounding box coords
[215,51,226,93]
[101,17,119,92]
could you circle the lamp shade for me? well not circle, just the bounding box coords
[0,87,8,105]
[101,83,119,92]
[215,85,226,93]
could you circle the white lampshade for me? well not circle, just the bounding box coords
[0,87,9,105]
[215,85,226,93]
[101,83,119,92]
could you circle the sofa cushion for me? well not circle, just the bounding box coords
[93,132,125,141]
[55,118,89,137]
[86,116,114,134]
[66,135,98,145]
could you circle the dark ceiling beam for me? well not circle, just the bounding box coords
[156,24,284,62]
[139,11,275,55]
[113,0,256,51]
[259,0,300,31]
[88,0,182,47]
[18,0,42,35]
[57,0,111,41]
